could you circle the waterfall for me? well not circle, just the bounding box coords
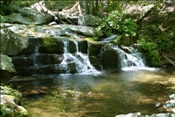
[60,40,100,74]
[111,45,150,71]
[32,46,40,70]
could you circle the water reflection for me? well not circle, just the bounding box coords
[10,68,175,117]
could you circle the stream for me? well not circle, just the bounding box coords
[10,67,175,117]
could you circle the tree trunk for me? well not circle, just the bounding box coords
[84,0,89,14]
[89,1,94,15]
[83,0,99,15]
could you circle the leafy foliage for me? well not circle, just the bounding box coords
[137,36,160,66]
[0,15,8,23]
[96,10,138,37]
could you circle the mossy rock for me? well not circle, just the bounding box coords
[88,41,106,56]
[40,38,64,54]
[0,54,16,83]
[0,86,29,117]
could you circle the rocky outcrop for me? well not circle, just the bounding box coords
[0,28,28,55]
[0,23,99,75]
[5,7,54,25]
[0,54,16,83]
[0,85,29,117]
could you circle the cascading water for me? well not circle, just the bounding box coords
[114,46,145,67]
[32,46,40,73]
[111,45,155,71]
[60,40,100,74]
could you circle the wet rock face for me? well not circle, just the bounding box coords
[0,86,29,117]
[10,37,89,75]
[10,37,66,75]
[100,44,120,69]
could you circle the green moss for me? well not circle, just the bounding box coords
[0,85,22,100]
[0,105,11,117]
[40,38,58,53]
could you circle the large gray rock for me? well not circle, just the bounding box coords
[5,7,53,25]
[0,29,28,55]
[0,54,16,83]
[0,86,29,117]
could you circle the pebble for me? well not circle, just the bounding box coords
[115,94,175,117]
[169,94,175,99]
[155,102,161,108]
[170,100,175,104]
[166,102,173,108]
[116,113,175,117]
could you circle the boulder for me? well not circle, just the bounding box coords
[0,86,29,117]
[78,14,99,26]
[0,29,28,55]
[5,7,54,25]
[0,54,16,83]
[100,44,120,69]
